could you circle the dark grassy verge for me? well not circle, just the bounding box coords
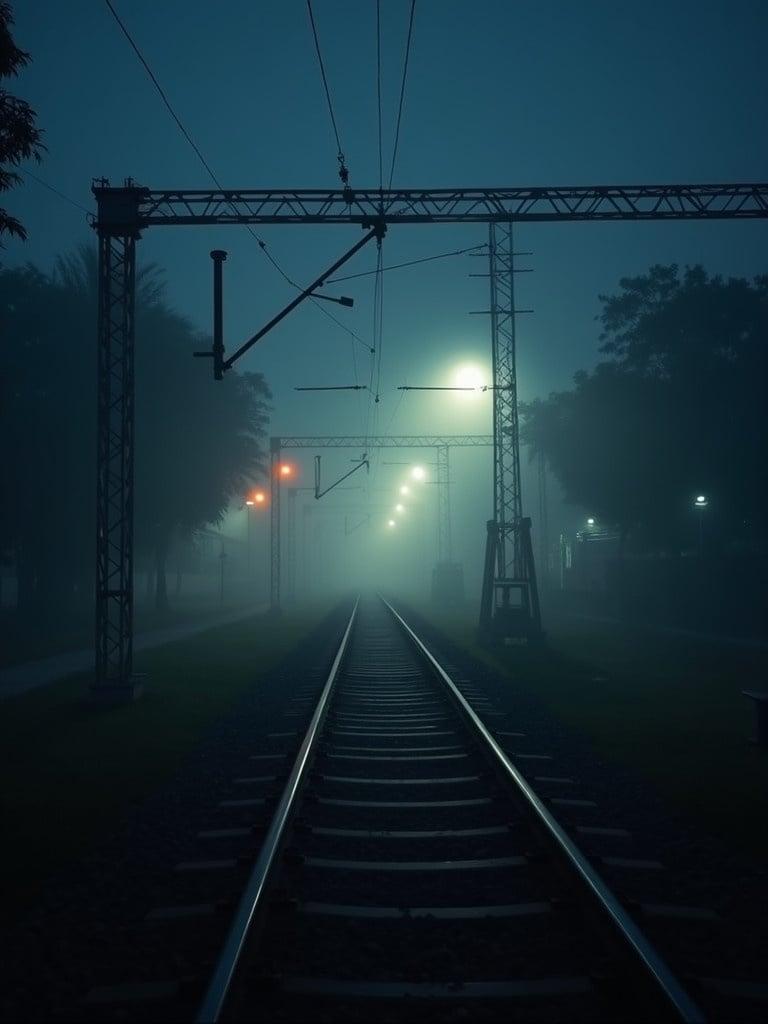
[414,601,768,861]
[0,593,265,668]
[1,603,331,915]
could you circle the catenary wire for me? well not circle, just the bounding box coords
[376,0,383,195]
[306,1,346,175]
[304,0,367,437]
[328,243,487,282]
[103,0,372,356]
[20,168,94,216]
[387,0,416,189]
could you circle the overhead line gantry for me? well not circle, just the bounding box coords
[92,179,768,697]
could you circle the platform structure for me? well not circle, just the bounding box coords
[91,181,768,691]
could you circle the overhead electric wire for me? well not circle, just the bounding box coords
[328,243,487,283]
[387,0,416,189]
[103,0,221,189]
[376,0,383,195]
[374,248,385,402]
[381,383,406,437]
[306,1,345,172]
[366,247,383,413]
[103,0,371,356]
[20,168,93,216]
[305,0,368,436]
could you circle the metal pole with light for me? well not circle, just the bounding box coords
[693,495,708,556]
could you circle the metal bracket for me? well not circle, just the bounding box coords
[315,454,369,500]
[195,225,383,379]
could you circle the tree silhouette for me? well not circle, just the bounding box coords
[0,247,271,619]
[522,265,768,552]
[0,2,45,243]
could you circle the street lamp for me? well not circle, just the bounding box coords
[454,363,486,397]
[387,519,396,528]
[244,490,267,576]
[411,465,426,481]
[308,290,354,307]
[693,494,708,556]
[395,503,405,514]
[399,485,410,496]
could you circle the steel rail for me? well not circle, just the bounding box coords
[380,597,706,1023]
[196,599,359,1024]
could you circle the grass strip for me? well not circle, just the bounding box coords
[415,604,768,862]
[1,604,331,915]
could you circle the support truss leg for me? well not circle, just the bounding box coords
[94,231,140,697]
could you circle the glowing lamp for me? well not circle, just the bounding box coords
[411,466,426,481]
[454,363,486,391]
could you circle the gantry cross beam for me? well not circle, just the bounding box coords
[93,179,768,693]
[98,182,768,229]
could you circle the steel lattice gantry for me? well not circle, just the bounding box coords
[94,228,138,697]
[478,224,541,640]
[117,183,768,225]
[92,180,768,692]
[270,435,493,612]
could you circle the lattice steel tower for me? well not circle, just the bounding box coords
[94,195,140,697]
[479,223,541,640]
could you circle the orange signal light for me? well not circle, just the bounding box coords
[254,491,266,504]
[279,463,293,478]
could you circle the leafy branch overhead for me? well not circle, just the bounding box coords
[0,1,45,242]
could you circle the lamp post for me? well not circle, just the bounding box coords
[245,491,266,577]
[693,494,708,556]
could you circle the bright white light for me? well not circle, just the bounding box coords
[395,504,405,513]
[399,485,410,496]
[694,495,708,508]
[454,363,487,397]
[411,466,426,481]
[586,517,595,526]
[387,519,396,527]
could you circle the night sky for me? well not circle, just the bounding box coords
[6,0,768,587]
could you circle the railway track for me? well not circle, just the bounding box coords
[195,595,705,1023]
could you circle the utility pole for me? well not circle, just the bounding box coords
[479,224,541,642]
[93,182,141,701]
